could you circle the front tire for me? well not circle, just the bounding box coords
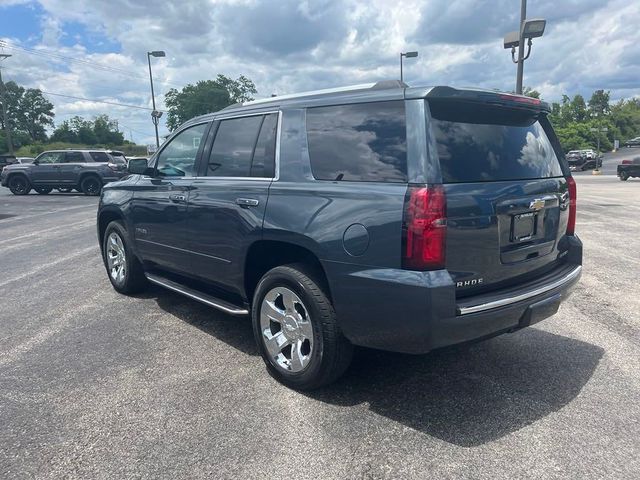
[81,176,102,196]
[620,171,629,181]
[8,175,31,195]
[102,220,148,294]
[252,264,353,390]
[34,187,53,194]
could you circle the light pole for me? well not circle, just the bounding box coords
[147,50,165,149]
[0,53,13,154]
[400,51,418,83]
[503,0,546,94]
[590,125,608,172]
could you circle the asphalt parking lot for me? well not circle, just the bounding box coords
[1,168,639,479]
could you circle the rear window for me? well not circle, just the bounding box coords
[306,101,407,183]
[429,101,563,183]
[90,152,110,162]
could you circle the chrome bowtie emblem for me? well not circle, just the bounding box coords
[529,199,545,211]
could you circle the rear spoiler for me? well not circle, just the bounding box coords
[425,86,551,113]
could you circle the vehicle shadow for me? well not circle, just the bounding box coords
[146,285,258,355]
[146,286,603,447]
[308,329,603,447]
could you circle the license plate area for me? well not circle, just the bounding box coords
[511,212,537,242]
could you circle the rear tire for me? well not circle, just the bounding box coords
[81,176,102,196]
[34,187,53,194]
[252,264,353,390]
[102,220,148,294]
[8,175,31,195]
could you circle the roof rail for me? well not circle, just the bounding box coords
[372,80,408,89]
[242,82,379,106]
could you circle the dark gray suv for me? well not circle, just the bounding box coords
[1,149,127,195]
[97,82,582,389]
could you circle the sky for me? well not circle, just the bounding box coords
[0,0,639,146]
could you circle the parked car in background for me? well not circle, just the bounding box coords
[624,137,640,148]
[15,157,35,164]
[97,82,582,389]
[617,157,640,180]
[0,149,128,195]
[0,154,17,171]
[566,150,602,171]
[126,156,148,166]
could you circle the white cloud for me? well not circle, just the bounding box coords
[1,0,639,144]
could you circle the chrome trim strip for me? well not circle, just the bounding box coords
[145,274,249,316]
[274,110,282,181]
[191,176,272,181]
[458,265,582,315]
[136,239,231,264]
[214,109,280,121]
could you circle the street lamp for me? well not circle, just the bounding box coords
[0,53,13,154]
[503,0,546,94]
[400,51,418,83]
[147,50,165,149]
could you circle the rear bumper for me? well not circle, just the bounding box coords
[325,236,583,354]
[429,263,580,351]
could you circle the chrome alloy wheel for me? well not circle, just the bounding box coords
[260,287,314,373]
[106,232,127,285]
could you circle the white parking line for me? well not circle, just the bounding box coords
[2,219,95,244]
[0,203,96,224]
[0,245,98,288]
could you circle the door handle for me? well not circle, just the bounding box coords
[169,193,187,203]
[236,198,259,207]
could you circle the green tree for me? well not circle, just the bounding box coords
[50,114,124,146]
[588,89,610,117]
[523,87,541,99]
[50,119,78,143]
[0,81,53,144]
[610,98,640,141]
[0,81,23,131]
[93,114,124,145]
[165,74,257,131]
[569,94,588,122]
[70,116,97,144]
[17,88,54,141]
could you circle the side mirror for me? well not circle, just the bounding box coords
[128,158,153,175]
[33,158,39,165]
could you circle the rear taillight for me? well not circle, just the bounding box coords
[566,176,577,235]
[402,184,446,271]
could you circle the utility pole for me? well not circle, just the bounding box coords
[515,0,527,95]
[0,53,14,154]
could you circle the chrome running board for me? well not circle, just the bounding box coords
[145,273,249,316]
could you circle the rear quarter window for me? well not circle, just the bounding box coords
[306,101,407,183]
[90,152,110,162]
[429,101,563,183]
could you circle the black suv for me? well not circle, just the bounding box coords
[1,149,127,195]
[97,82,582,389]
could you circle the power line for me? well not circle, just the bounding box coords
[0,40,183,89]
[40,90,164,112]
[116,122,155,138]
